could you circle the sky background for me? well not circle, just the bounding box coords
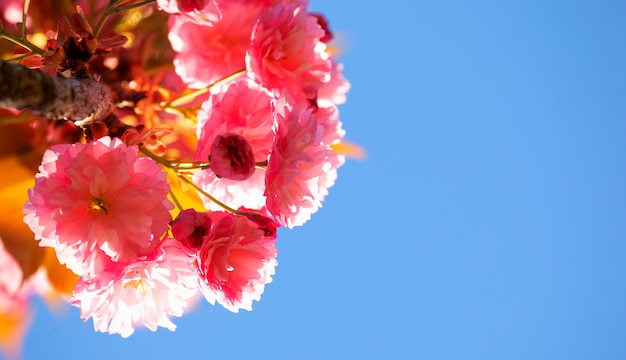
[18,0,626,359]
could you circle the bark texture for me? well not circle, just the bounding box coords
[0,60,131,138]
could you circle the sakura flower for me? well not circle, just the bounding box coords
[171,208,213,252]
[168,1,268,88]
[23,136,173,276]
[209,133,256,180]
[264,100,344,228]
[246,3,332,102]
[194,79,275,210]
[0,238,32,360]
[157,0,221,24]
[196,211,278,312]
[71,239,199,338]
[317,60,350,107]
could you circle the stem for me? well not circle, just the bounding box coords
[112,0,156,14]
[93,0,117,38]
[140,147,212,171]
[94,0,156,40]
[0,30,44,54]
[165,68,246,108]
[139,146,173,167]
[168,189,184,212]
[21,0,30,40]
[178,174,259,217]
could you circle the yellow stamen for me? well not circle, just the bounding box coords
[90,198,108,215]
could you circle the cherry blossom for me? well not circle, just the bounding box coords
[5,0,352,339]
[194,79,276,211]
[0,239,32,359]
[265,99,345,228]
[71,239,199,338]
[317,60,351,107]
[171,209,213,252]
[157,0,221,24]
[168,1,268,88]
[209,133,257,180]
[246,3,332,102]
[196,211,278,312]
[23,136,173,276]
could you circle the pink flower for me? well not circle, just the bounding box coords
[23,136,173,276]
[168,1,268,88]
[194,79,275,210]
[264,99,344,228]
[0,238,32,360]
[246,3,332,101]
[171,209,212,252]
[317,60,350,107]
[0,240,22,297]
[196,211,277,312]
[209,133,256,180]
[71,239,199,338]
[194,169,268,211]
[157,0,221,24]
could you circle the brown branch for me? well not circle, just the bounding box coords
[0,60,132,139]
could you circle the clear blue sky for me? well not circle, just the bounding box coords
[22,1,626,359]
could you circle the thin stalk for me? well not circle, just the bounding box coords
[178,174,260,217]
[139,146,173,167]
[168,189,184,212]
[165,68,246,108]
[93,0,118,38]
[112,0,156,13]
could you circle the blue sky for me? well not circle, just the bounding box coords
[21,1,626,359]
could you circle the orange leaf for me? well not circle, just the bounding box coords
[0,154,44,280]
[166,168,207,220]
[41,247,79,295]
[331,140,367,160]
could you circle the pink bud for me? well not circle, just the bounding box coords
[209,133,256,181]
[177,0,207,12]
[171,209,212,251]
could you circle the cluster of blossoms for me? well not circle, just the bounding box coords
[0,0,352,343]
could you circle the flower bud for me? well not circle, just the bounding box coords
[209,133,255,181]
[171,209,212,251]
[178,0,207,12]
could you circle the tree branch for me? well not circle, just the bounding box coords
[0,60,131,139]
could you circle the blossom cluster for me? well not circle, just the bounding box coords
[0,0,351,340]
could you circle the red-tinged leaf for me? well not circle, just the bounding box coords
[98,34,128,50]
[55,17,72,48]
[0,120,38,157]
[18,56,44,69]
[69,7,93,36]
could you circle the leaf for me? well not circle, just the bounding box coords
[55,17,72,48]
[98,34,128,50]
[42,247,79,295]
[0,109,41,128]
[166,168,206,220]
[0,154,44,280]
[331,140,367,160]
[69,7,93,36]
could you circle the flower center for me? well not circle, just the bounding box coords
[123,270,147,296]
[90,197,108,215]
